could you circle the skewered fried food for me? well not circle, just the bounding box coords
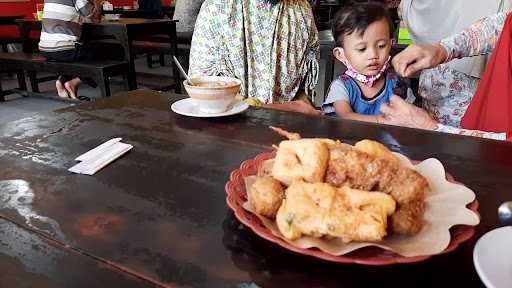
[266,128,429,237]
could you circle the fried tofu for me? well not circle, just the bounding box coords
[272,139,330,186]
[276,181,396,242]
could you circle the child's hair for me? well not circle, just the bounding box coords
[332,2,395,47]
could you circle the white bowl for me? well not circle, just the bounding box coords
[183,76,241,114]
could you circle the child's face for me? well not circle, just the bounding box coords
[334,19,392,76]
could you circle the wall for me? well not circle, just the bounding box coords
[0,0,43,37]
[0,0,173,38]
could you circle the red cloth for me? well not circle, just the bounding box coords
[460,14,512,134]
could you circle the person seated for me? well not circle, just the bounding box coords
[38,0,102,100]
[322,2,412,123]
[138,0,164,17]
[386,11,512,140]
[399,0,512,128]
[188,0,322,116]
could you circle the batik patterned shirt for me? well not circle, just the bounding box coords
[416,12,509,129]
[188,0,320,104]
[441,11,509,62]
[427,11,510,139]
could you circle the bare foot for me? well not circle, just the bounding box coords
[64,78,82,100]
[55,80,69,98]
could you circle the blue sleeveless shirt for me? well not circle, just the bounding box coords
[322,73,398,117]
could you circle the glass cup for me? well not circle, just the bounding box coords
[36,3,44,20]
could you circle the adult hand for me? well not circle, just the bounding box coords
[90,0,103,23]
[379,95,438,130]
[263,101,325,117]
[392,44,448,77]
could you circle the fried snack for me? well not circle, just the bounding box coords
[272,139,330,186]
[258,159,275,177]
[390,200,425,235]
[248,176,285,219]
[270,126,302,140]
[270,126,341,149]
[326,144,429,235]
[276,181,396,242]
[354,139,399,166]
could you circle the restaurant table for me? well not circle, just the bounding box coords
[1,89,511,287]
[101,8,166,19]
[101,6,175,18]
[0,16,24,52]
[0,219,154,288]
[14,19,180,92]
[83,18,179,92]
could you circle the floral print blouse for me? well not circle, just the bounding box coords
[419,11,509,140]
[441,11,509,62]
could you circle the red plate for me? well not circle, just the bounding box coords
[225,151,479,265]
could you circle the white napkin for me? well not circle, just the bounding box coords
[69,138,133,175]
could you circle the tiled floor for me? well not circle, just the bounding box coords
[0,56,179,123]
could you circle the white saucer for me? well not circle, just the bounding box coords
[171,98,249,117]
[474,226,512,288]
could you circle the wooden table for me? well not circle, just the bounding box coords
[1,90,511,287]
[101,8,165,19]
[85,18,179,92]
[15,19,180,92]
[0,15,23,52]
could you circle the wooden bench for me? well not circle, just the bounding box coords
[0,19,136,101]
[0,52,130,101]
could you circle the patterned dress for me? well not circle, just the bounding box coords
[188,0,320,104]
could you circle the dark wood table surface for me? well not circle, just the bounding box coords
[1,90,511,287]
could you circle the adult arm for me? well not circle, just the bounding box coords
[188,1,226,77]
[378,96,507,140]
[260,2,322,117]
[393,11,509,77]
[441,11,508,61]
[76,0,102,22]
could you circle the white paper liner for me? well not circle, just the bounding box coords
[243,153,480,257]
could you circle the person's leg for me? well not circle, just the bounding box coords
[56,75,72,98]
[64,77,82,99]
[42,50,76,98]
[55,79,69,98]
